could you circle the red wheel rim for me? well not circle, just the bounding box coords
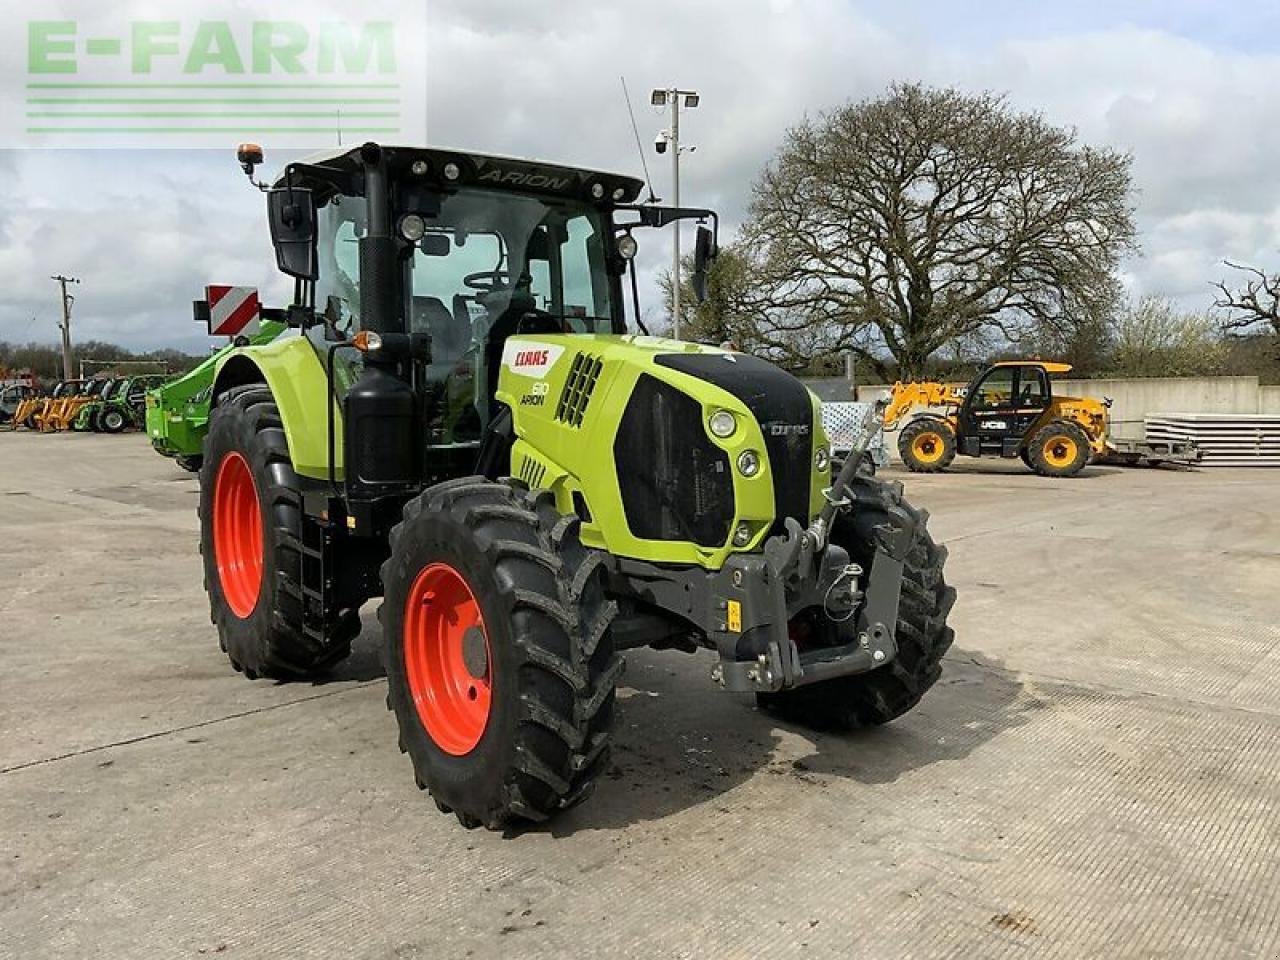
[403,563,493,756]
[212,451,263,619]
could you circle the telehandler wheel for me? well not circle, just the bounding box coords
[898,419,956,473]
[199,385,358,680]
[100,408,127,433]
[1027,420,1091,478]
[757,476,955,730]
[379,479,622,830]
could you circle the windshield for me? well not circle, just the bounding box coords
[315,187,615,338]
[313,186,617,447]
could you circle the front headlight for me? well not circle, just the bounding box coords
[737,449,761,477]
[708,409,737,438]
[814,446,830,471]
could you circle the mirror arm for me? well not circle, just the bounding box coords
[628,258,648,336]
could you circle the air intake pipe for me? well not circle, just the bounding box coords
[344,143,419,499]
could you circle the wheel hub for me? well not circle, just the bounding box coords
[403,563,493,756]
[461,626,489,680]
[211,451,263,619]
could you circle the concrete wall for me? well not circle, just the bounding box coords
[848,375,1274,449]
[1261,386,1280,414]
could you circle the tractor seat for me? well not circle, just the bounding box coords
[412,295,472,382]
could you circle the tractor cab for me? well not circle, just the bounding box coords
[238,141,718,487]
[955,361,1072,458]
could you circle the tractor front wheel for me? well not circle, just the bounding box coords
[1027,421,1091,478]
[100,408,127,433]
[757,476,955,729]
[380,479,621,830]
[199,385,358,679]
[898,419,957,473]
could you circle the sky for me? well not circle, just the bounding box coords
[3,0,1280,354]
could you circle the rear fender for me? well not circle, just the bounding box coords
[211,337,342,480]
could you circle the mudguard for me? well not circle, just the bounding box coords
[211,336,342,481]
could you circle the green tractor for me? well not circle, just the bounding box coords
[146,320,287,470]
[77,374,168,433]
[196,142,955,829]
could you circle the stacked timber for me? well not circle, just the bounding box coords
[1145,413,1280,467]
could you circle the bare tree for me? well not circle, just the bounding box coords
[1212,261,1280,337]
[743,83,1137,379]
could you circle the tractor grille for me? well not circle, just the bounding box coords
[655,353,814,532]
[614,374,734,547]
[556,353,603,428]
[519,454,547,489]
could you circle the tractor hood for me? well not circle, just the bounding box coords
[494,334,830,570]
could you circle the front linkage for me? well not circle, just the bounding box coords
[610,401,916,694]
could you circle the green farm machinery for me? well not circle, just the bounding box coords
[185,142,955,829]
[145,320,286,470]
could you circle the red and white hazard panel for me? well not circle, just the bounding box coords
[206,285,261,338]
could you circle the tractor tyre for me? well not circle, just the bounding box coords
[898,419,956,473]
[100,408,127,433]
[379,478,622,830]
[757,476,955,730]
[1027,420,1091,478]
[176,454,203,473]
[199,385,358,680]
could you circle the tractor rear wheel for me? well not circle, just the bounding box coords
[757,476,955,729]
[379,479,621,830]
[898,419,956,472]
[199,385,358,679]
[1027,421,1090,478]
[100,407,127,433]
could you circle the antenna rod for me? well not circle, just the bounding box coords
[620,77,657,203]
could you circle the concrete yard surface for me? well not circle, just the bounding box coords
[2,432,1279,959]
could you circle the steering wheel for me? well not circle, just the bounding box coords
[463,269,513,293]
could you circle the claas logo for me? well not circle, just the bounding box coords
[513,349,550,368]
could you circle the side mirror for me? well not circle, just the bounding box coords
[267,187,317,279]
[691,225,717,303]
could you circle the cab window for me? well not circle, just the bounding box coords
[971,368,1015,410]
[1016,368,1048,408]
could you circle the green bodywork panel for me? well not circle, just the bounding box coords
[210,334,344,480]
[145,320,287,460]
[496,334,831,570]
[174,324,830,571]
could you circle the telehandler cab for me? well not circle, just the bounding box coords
[883,361,1110,477]
[194,142,955,829]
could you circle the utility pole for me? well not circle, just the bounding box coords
[652,87,699,339]
[51,274,80,381]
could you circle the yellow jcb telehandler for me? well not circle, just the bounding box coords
[882,361,1110,478]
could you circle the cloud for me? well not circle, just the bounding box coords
[3,1,1280,350]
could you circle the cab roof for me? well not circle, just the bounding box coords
[992,360,1073,374]
[277,143,647,205]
